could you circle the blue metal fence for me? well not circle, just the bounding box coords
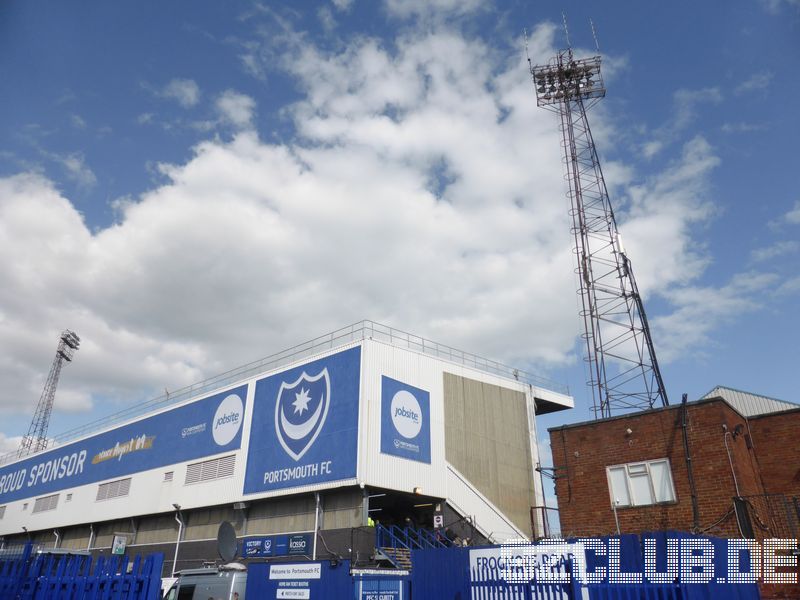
[411,534,762,600]
[0,544,164,600]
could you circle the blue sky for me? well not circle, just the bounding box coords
[1,0,798,484]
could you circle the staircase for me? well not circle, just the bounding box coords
[376,546,412,570]
[375,524,450,570]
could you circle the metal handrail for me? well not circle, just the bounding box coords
[2,320,568,466]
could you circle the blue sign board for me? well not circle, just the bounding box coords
[0,385,248,503]
[359,579,404,599]
[243,347,360,494]
[380,376,431,464]
[242,533,313,558]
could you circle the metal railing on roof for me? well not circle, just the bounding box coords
[2,320,567,465]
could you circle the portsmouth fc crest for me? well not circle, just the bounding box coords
[274,368,331,461]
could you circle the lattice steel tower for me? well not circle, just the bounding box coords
[19,330,80,456]
[529,48,668,418]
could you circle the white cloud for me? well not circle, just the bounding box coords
[70,114,86,129]
[721,121,766,134]
[318,6,336,32]
[216,90,256,129]
[0,433,22,455]
[652,272,780,362]
[749,240,799,263]
[785,200,800,225]
[332,0,353,11]
[384,0,485,19]
[642,88,722,158]
[735,71,773,95]
[762,0,800,13]
[161,78,201,108]
[0,22,732,430]
[777,276,800,295]
[56,153,97,188]
[672,88,723,129]
[622,136,720,293]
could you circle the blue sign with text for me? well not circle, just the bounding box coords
[380,376,430,464]
[0,385,248,503]
[243,347,360,494]
[242,533,313,558]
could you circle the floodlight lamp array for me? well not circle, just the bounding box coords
[531,56,605,106]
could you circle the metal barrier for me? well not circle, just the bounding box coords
[531,505,561,539]
[0,543,164,600]
[376,523,449,551]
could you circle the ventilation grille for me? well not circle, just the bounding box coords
[32,494,59,513]
[0,505,6,520]
[164,471,174,482]
[66,494,73,502]
[185,455,236,485]
[96,477,132,501]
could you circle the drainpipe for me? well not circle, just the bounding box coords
[53,529,60,549]
[312,492,320,560]
[87,524,94,551]
[681,394,700,532]
[723,429,741,496]
[172,505,184,578]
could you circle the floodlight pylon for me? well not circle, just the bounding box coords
[530,48,668,418]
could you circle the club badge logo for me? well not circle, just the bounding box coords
[274,368,330,461]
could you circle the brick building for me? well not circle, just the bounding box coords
[548,387,800,540]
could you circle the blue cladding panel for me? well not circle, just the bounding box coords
[0,385,248,503]
[243,346,360,494]
[380,376,431,464]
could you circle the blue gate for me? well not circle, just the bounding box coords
[0,543,164,600]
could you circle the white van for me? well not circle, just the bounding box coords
[162,563,247,600]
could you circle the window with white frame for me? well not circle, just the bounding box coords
[606,459,675,507]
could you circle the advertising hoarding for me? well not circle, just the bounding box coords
[0,384,248,503]
[243,347,360,494]
[380,376,431,464]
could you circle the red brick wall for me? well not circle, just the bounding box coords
[748,408,800,497]
[549,399,766,538]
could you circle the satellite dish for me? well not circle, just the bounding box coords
[217,521,237,563]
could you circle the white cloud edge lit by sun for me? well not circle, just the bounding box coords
[0,14,791,428]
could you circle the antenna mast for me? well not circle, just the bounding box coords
[529,44,668,418]
[19,330,80,456]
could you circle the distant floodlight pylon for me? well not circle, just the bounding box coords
[19,330,80,456]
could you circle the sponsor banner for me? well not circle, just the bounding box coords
[380,376,430,464]
[270,563,322,580]
[243,534,313,558]
[0,385,247,503]
[243,347,360,494]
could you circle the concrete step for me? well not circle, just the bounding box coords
[379,546,412,569]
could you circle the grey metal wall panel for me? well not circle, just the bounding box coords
[443,373,534,536]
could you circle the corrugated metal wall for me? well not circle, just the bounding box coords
[443,373,534,536]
